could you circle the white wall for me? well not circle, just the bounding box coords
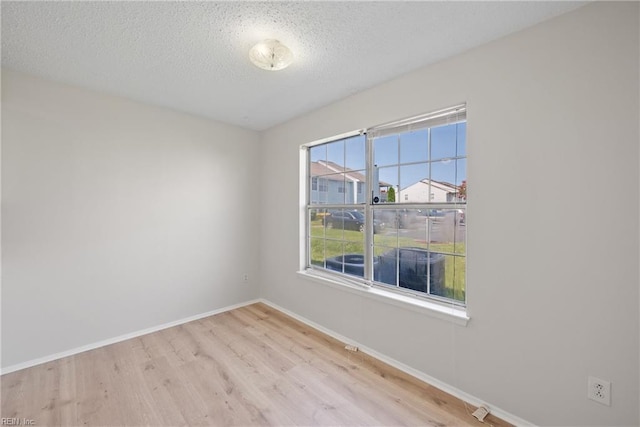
[259,3,639,426]
[1,70,261,368]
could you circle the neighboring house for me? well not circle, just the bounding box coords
[310,161,366,204]
[400,179,463,203]
[312,160,459,205]
[311,160,394,204]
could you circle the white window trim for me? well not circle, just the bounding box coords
[299,105,468,323]
[296,269,469,326]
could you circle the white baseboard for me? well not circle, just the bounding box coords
[1,299,261,375]
[259,298,534,427]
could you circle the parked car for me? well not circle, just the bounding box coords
[324,210,385,233]
[418,209,464,224]
[457,209,465,224]
[444,209,465,225]
[377,209,417,229]
[418,209,445,218]
[396,209,418,228]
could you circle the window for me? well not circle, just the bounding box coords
[305,105,466,305]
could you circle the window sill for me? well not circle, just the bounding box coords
[296,270,470,326]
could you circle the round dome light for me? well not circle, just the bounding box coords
[249,39,293,71]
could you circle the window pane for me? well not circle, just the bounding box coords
[309,237,326,267]
[323,238,344,267]
[326,242,366,278]
[310,177,330,204]
[320,173,346,204]
[309,208,327,268]
[456,122,467,157]
[345,171,367,204]
[377,166,398,203]
[320,208,366,278]
[373,210,395,245]
[373,209,428,250]
[309,208,326,235]
[309,157,333,204]
[400,129,428,163]
[398,248,441,294]
[426,208,465,252]
[355,177,367,204]
[345,135,366,171]
[326,139,345,167]
[431,253,465,302]
[373,232,397,286]
[311,169,366,205]
[309,177,319,203]
[374,135,398,166]
[376,248,443,295]
[325,209,366,237]
[356,196,458,297]
[454,158,467,187]
[431,122,466,160]
[376,247,397,287]
[399,163,428,203]
[310,144,326,163]
[376,247,460,299]
[310,162,328,180]
[430,159,465,203]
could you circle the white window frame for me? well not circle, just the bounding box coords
[299,105,469,324]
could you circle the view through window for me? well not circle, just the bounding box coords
[306,105,466,304]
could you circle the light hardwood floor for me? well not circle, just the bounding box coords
[1,303,511,426]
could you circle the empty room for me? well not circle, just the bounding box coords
[1,1,639,426]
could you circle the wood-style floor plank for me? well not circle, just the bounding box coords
[1,303,511,426]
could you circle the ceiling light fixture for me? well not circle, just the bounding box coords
[249,39,293,71]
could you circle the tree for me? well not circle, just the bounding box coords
[387,186,396,203]
[458,180,467,201]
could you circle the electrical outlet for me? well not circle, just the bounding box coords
[587,376,611,406]
[472,406,490,422]
[243,274,249,282]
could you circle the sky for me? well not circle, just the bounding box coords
[310,122,467,193]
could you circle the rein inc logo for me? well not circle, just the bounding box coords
[1,419,35,426]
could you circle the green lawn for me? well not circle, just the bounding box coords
[309,221,465,302]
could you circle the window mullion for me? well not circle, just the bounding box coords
[426,128,431,295]
[365,132,376,283]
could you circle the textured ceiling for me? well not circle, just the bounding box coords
[2,1,586,131]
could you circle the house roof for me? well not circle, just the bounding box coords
[403,179,460,193]
[309,161,337,178]
[310,161,366,182]
[311,161,393,187]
